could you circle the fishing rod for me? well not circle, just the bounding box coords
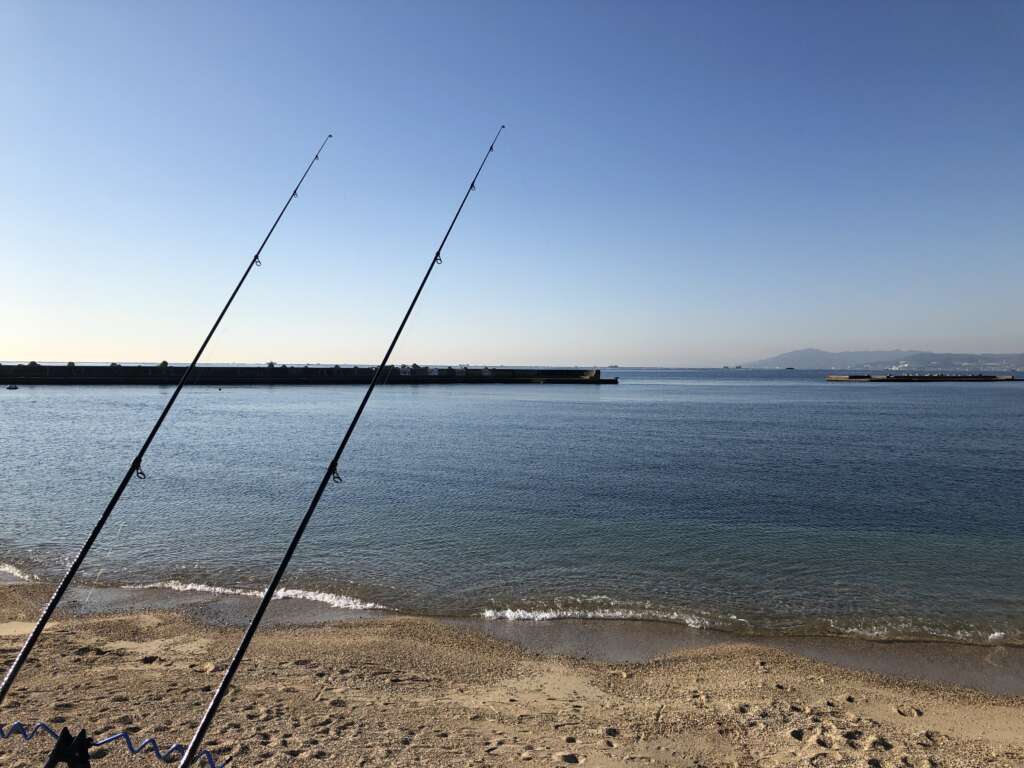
[0,134,333,710]
[177,125,505,768]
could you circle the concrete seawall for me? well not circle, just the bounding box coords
[0,364,618,386]
[826,373,1017,383]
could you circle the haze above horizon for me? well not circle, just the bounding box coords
[2,2,1022,368]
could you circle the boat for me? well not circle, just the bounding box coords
[5,384,18,390]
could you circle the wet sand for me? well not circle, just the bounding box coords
[461,619,1024,699]
[1,583,1023,767]
[64,582,1024,698]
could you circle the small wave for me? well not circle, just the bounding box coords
[124,580,385,611]
[0,563,38,582]
[826,618,1019,645]
[482,607,711,629]
[480,605,1021,646]
[276,588,386,611]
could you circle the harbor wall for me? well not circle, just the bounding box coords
[826,374,1017,382]
[0,363,617,386]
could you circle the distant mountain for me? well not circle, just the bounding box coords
[744,348,1024,371]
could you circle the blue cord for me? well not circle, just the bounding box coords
[1,721,229,767]
[0,721,59,741]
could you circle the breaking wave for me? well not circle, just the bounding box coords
[824,617,1021,646]
[0,563,37,582]
[124,580,385,611]
[480,601,1021,645]
[482,606,713,629]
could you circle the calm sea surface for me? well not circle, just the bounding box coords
[2,369,1022,644]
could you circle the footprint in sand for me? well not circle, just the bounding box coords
[871,736,893,751]
[842,728,863,748]
[917,730,941,748]
[895,705,924,718]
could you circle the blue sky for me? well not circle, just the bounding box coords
[2,1,1021,366]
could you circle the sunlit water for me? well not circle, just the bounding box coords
[2,369,1022,644]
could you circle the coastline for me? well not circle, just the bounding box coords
[2,582,1022,767]
[3,575,1022,699]
[3,561,1020,651]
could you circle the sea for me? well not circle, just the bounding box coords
[2,369,1022,646]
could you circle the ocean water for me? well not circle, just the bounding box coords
[1,369,1022,644]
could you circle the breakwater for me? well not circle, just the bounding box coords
[826,374,1017,383]
[0,363,617,386]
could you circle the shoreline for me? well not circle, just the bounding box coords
[5,576,1023,699]
[3,565,1019,651]
[2,583,1022,767]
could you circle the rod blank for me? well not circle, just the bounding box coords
[0,134,333,710]
[177,125,504,768]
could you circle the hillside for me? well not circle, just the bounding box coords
[745,348,1024,371]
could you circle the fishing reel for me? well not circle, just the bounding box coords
[44,728,91,768]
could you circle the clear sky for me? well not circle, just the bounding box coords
[2,1,1021,367]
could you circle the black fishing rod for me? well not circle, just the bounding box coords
[0,134,333,710]
[177,125,504,768]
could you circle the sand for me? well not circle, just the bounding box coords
[1,584,1022,768]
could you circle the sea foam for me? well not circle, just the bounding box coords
[482,606,710,628]
[0,563,37,582]
[826,617,1017,645]
[125,580,385,611]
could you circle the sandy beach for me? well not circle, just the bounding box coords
[1,584,1022,768]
